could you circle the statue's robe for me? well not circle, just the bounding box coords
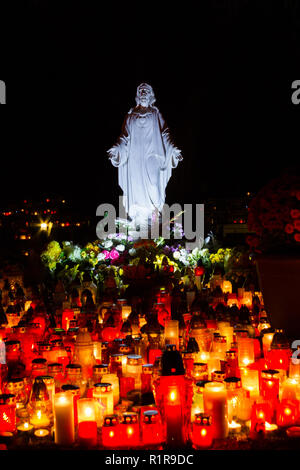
[110,106,181,220]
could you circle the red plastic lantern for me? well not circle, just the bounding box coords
[191,413,213,448]
[276,399,299,428]
[0,394,16,434]
[101,415,119,448]
[118,412,140,448]
[141,409,164,447]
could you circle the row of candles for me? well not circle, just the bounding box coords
[0,288,299,449]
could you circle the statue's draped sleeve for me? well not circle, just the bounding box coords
[108,113,131,168]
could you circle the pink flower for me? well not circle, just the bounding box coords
[102,250,110,259]
[109,249,119,260]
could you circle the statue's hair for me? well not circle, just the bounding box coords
[135,83,156,106]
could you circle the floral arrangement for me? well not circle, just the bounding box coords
[247,174,300,254]
[41,222,255,292]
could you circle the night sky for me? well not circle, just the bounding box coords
[1,1,300,216]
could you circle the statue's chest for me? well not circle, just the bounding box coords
[135,113,152,129]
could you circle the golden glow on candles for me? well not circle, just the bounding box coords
[34,428,49,437]
[54,392,75,446]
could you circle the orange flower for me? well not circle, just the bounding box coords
[285,224,294,234]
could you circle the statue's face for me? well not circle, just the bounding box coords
[138,85,152,107]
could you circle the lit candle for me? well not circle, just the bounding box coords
[281,378,298,400]
[141,409,164,447]
[101,415,120,448]
[34,428,50,438]
[93,383,114,416]
[164,320,179,350]
[240,368,260,398]
[54,392,75,446]
[222,280,232,294]
[237,337,255,368]
[119,412,140,447]
[191,413,213,448]
[276,399,298,427]
[262,331,275,357]
[203,382,228,439]
[77,398,98,447]
[30,409,51,428]
[101,373,120,406]
[17,421,34,433]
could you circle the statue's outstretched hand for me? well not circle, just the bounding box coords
[177,153,183,161]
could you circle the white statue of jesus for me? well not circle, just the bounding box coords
[108,83,182,228]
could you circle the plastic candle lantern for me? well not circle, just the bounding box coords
[4,378,28,415]
[276,399,299,427]
[54,392,75,446]
[212,335,227,361]
[109,353,124,376]
[164,320,179,350]
[237,337,255,368]
[101,414,120,448]
[240,368,260,398]
[101,373,120,406]
[224,377,245,423]
[48,363,66,393]
[142,409,164,447]
[124,355,142,391]
[289,358,300,382]
[225,350,239,378]
[62,309,74,332]
[38,375,55,410]
[93,383,114,416]
[241,292,252,307]
[261,369,280,402]
[250,402,272,433]
[262,330,275,357]
[73,328,95,381]
[191,380,211,420]
[0,394,16,433]
[28,377,52,428]
[211,370,226,383]
[77,398,98,447]
[191,413,213,448]
[207,353,221,380]
[119,412,140,447]
[280,378,298,400]
[203,382,228,439]
[192,362,208,382]
[92,341,102,364]
[121,305,132,321]
[153,346,193,447]
[218,324,234,350]
[141,364,153,395]
[120,376,135,398]
[65,364,86,397]
[31,358,48,379]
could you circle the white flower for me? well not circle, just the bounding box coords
[116,244,125,252]
[108,233,116,240]
[68,246,82,262]
[173,251,180,260]
[97,253,106,261]
[104,240,113,248]
[129,248,136,256]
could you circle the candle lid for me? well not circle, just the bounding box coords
[94,383,112,391]
[261,369,280,378]
[194,413,212,426]
[121,412,138,424]
[0,393,15,405]
[61,384,80,391]
[224,377,241,390]
[211,370,226,382]
[103,415,119,426]
[143,409,158,423]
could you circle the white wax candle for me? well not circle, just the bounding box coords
[203,382,228,439]
[54,392,75,446]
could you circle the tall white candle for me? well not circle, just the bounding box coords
[54,392,75,446]
[203,382,228,439]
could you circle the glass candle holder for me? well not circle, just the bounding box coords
[261,369,280,402]
[28,377,52,428]
[212,335,227,361]
[119,412,140,447]
[164,320,179,350]
[65,363,86,397]
[225,350,239,378]
[211,370,225,383]
[125,355,142,391]
[142,409,164,447]
[101,414,119,448]
[93,383,114,416]
[203,381,228,439]
[141,364,153,395]
[54,392,75,446]
[120,376,135,399]
[192,363,208,382]
[240,368,260,398]
[101,373,120,406]
[0,394,16,434]
[191,413,213,448]
[276,399,299,427]
[77,398,98,447]
[237,337,255,368]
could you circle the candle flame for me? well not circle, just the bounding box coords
[200,429,207,436]
[170,391,176,401]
